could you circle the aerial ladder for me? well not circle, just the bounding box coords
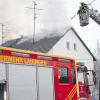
[89,9,100,25]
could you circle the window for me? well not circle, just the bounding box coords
[58,67,68,83]
[72,69,76,84]
[74,43,77,51]
[66,42,70,50]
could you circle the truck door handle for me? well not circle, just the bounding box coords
[58,93,63,96]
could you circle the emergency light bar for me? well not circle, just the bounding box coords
[11,51,30,57]
[0,50,2,54]
[59,58,71,63]
[37,55,52,60]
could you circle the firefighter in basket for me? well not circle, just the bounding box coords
[78,2,89,26]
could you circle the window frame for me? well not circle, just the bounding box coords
[74,43,77,51]
[66,42,70,50]
[58,67,69,84]
[71,68,76,84]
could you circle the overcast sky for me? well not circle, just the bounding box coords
[0,0,100,52]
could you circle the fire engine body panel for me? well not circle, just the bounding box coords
[0,47,78,100]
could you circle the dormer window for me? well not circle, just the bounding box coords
[66,42,70,50]
[74,43,77,51]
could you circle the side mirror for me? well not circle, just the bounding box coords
[86,85,91,95]
[86,72,89,75]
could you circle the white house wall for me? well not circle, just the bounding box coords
[48,29,94,70]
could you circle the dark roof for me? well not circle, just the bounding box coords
[3,35,62,53]
[3,27,96,61]
[16,36,62,53]
[71,27,96,61]
[3,36,23,47]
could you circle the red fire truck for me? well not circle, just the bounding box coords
[0,47,96,100]
[0,47,78,100]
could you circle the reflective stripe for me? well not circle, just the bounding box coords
[66,84,77,100]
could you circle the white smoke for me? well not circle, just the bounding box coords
[0,0,71,41]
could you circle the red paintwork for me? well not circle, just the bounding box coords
[2,50,11,55]
[54,62,76,100]
[0,48,78,100]
[79,82,90,99]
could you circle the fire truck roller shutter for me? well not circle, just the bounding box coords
[0,63,6,100]
[38,67,54,100]
[8,64,37,100]
[0,63,6,82]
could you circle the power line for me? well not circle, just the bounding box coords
[0,23,15,45]
[71,13,78,20]
[0,23,14,45]
[88,0,96,5]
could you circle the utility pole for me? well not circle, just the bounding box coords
[33,1,37,44]
[26,1,42,44]
[98,78,100,100]
[0,23,4,46]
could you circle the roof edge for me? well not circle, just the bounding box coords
[71,27,97,61]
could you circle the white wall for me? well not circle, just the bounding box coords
[48,29,94,70]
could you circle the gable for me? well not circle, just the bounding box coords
[48,28,96,61]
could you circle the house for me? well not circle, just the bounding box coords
[3,27,96,71]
